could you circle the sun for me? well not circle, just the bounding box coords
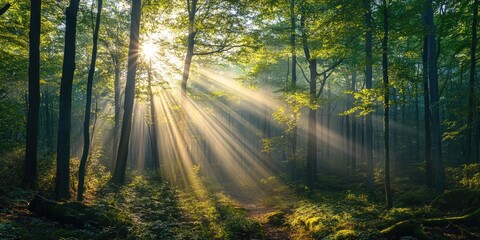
[141,41,158,61]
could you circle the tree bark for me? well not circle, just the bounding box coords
[112,0,142,185]
[467,0,478,163]
[425,0,444,193]
[422,36,433,187]
[351,71,357,175]
[77,0,102,202]
[147,60,161,178]
[55,0,80,200]
[382,0,393,210]
[181,0,197,96]
[364,0,375,194]
[22,0,41,190]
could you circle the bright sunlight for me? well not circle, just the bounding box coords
[2,1,478,239]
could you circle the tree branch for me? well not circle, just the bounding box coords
[0,3,11,17]
[297,61,310,84]
[193,44,256,56]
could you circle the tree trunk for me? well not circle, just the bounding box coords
[112,58,121,170]
[22,0,41,190]
[77,0,102,202]
[364,0,375,194]
[351,71,357,175]
[112,0,142,185]
[181,0,197,96]
[55,0,81,200]
[382,0,393,210]
[422,36,433,187]
[301,5,317,190]
[467,0,478,163]
[425,0,444,193]
[147,60,161,177]
[307,59,317,190]
[290,0,297,87]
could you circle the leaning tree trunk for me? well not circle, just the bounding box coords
[55,0,80,200]
[22,0,41,190]
[112,0,142,185]
[77,0,102,202]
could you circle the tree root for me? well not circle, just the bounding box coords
[380,209,480,239]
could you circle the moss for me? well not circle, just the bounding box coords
[332,229,359,240]
[380,220,427,240]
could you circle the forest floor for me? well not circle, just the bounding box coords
[2,169,480,239]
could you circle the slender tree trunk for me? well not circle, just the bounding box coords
[112,60,120,170]
[112,0,142,185]
[425,0,444,193]
[22,0,41,190]
[181,0,197,96]
[351,71,357,175]
[55,0,80,200]
[147,60,161,177]
[290,0,298,179]
[77,0,102,202]
[306,59,317,190]
[467,0,478,163]
[290,0,297,87]
[364,0,375,193]
[44,89,53,153]
[382,0,393,209]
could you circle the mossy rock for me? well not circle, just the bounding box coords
[266,211,286,226]
[431,189,480,212]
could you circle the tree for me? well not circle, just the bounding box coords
[382,0,392,210]
[299,0,343,190]
[179,0,252,96]
[425,0,444,192]
[77,0,102,202]
[364,0,374,194]
[146,58,161,178]
[112,0,142,185]
[55,0,81,200]
[466,0,478,163]
[22,0,41,190]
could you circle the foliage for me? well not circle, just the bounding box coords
[446,164,480,190]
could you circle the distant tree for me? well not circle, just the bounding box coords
[55,0,81,200]
[78,0,102,202]
[112,0,142,185]
[22,0,41,190]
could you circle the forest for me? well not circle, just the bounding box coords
[1,0,480,239]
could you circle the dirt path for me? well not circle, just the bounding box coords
[227,191,291,240]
